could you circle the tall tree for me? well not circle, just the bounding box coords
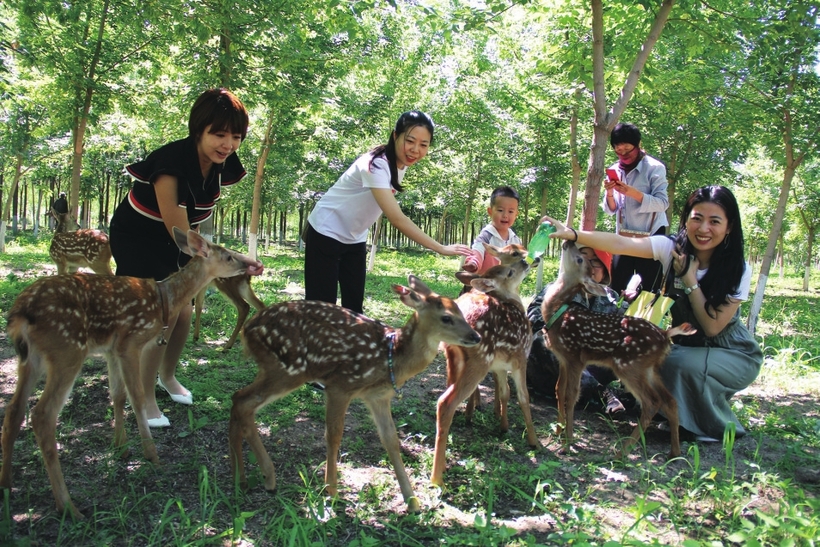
[737,1,820,333]
[11,0,171,223]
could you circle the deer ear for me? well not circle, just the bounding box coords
[455,271,478,285]
[173,227,193,254]
[470,278,498,293]
[582,280,610,297]
[183,230,210,258]
[408,275,432,296]
[482,242,501,257]
[393,284,424,308]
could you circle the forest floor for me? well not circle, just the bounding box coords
[1,341,818,545]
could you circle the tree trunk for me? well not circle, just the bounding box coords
[69,0,109,223]
[0,154,24,253]
[747,164,797,334]
[581,0,676,229]
[249,109,276,259]
[803,226,814,292]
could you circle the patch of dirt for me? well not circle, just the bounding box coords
[0,334,817,545]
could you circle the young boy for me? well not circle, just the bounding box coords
[463,186,522,273]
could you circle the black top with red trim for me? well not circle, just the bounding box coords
[123,136,246,226]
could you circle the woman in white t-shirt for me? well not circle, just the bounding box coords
[305,111,471,314]
[541,186,762,442]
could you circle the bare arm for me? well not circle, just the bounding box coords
[371,188,471,257]
[540,215,655,259]
[154,175,191,238]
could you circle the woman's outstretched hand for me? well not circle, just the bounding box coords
[539,215,574,241]
[441,244,474,257]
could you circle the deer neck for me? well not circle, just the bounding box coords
[390,318,438,386]
[489,289,525,313]
[542,280,584,328]
[156,256,208,315]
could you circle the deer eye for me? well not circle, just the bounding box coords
[441,315,453,325]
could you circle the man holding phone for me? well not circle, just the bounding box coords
[602,122,669,294]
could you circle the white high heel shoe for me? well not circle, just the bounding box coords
[147,414,171,428]
[157,376,193,405]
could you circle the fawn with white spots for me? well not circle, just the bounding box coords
[458,242,528,413]
[431,252,540,487]
[49,212,114,276]
[193,274,265,349]
[229,276,480,512]
[541,241,695,458]
[0,228,264,519]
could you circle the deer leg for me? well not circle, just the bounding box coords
[228,366,298,492]
[0,350,46,491]
[193,286,206,342]
[657,383,681,458]
[364,393,420,512]
[465,386,481,424]
[117,351,158,464]
[509,362,540,448]
[495,370,511,433]
[431,361,485,487]
[30,355,85,519]
[105,354,130,459]
[323,390,352,497]
[492,372,503,418]
[556,362,584,448]
[224,299,250,350]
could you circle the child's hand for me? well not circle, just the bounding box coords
[462,250,480,272]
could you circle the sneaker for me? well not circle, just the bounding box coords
[695,435,721,443]
[601,387,625,414]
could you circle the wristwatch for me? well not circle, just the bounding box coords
[684,283,700,295]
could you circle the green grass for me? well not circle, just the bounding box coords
[1,232,819,545]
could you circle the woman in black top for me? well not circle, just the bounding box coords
[109,88,250,427]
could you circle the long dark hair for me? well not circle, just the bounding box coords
[673,185,745,316]
[369,111,435,192]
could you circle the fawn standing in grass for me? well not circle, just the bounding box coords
[543,186,762,444]
[229,276,480,513]
[457,243,529,418]
[1,228,263,519]
[431,255,540,487]
[540,240,693,458]
[49,230,114,275]
[193,274,266,349]
[49,210,114,275]
[108,88,250,426]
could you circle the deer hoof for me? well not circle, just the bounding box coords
[58,501,85,521]
[407,496,421,513]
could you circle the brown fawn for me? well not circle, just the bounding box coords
[193,274,266,349]
[49,213,114,276]
[1,228,263,518]
[541,240,695,458]
[431,254,541,487]
[229,276,481,512]
[460,243,528,414]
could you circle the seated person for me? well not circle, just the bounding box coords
[526,245,634,414]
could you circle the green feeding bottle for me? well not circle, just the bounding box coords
[528,222,556,260]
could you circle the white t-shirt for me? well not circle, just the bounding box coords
[649,236,752,300]
[308,153,406,244]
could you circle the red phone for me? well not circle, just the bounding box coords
[606,168,620,181]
